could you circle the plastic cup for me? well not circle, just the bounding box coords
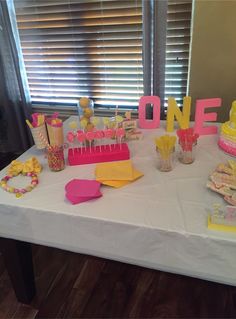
[30,124,48,149]
[156,148,174,172]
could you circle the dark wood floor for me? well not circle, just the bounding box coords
[1,153,236,318]
[0,244,236,318]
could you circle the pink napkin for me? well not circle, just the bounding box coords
[65,179,102,205]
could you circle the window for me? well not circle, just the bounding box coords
[165,0,192,108]
[14,0,192,114]
[14,0,143,111]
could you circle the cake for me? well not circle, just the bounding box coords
[218,101,236,156]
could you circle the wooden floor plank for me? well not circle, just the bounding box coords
[57,257,106,318]
[35,252,86,318]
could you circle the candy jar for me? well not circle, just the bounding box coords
[47,146,65,172]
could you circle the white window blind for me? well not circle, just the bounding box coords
[14,0,143,109]
[14,0,192,113]
[165,0,192,107]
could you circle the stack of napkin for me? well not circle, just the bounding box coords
[65,179,102,204]
[95,160,143,188]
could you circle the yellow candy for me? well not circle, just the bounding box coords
[69,121,78,130]
[16,193,22,198]
[85,123,94,132]
[80,118,88,129]
[115,115,123,123]
[103,117,110,126]
[83,108,93,118]
[91,117,100,126]
[79,97,90,108]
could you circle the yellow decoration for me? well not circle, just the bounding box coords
[83,107,93,118]
[155,135,176,160]
[85,122,94,132]
[91,117,100,127]
[208,215,236,233]
[69,121,78,130]
[229,100,236,127]
[166,96,191,132]
[115,115,123,124]
[80,118,88,129]
[95,160,143,188]
[125,111,131,120]
[95,160,134,181]
[79,97,90,108]
[103,117,110,126]
[8,157,42,176]
[98,168,143,188]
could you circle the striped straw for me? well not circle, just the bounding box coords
[38,130,51,149]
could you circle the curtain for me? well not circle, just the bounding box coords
[0,0,32,153]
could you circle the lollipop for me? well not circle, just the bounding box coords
[69,121,78,131]
[116,128,125,149]
[91,117,100,128]
[80,118,88,131]
[77,132,86,152]
[104,129,114,151]
[86,131,95,153]
[79,97,90,109]
[115,115,123,128]
[104,128,114,139]
[95,130,104,152]
[67,131,75,155]
[103,117,110,128]
[83,107,93,119]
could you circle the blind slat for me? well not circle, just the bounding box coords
[14,0,192,110]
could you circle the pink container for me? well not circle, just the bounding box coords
[68,143,130,165]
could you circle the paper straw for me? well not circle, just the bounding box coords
[38,130,50,149]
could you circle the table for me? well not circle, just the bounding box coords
[1,117,236,303]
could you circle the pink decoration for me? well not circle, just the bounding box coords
[177,128,199,151]
[68,143,130,165]
[194,98,222,135]
[77,132,86,143]
[65,179,102,205]
[66,131,75,143]
[86,131,95,141]
[104,129,114,139]
[95,130,104,139]
[116,128,125,137]
[138,96,161,129]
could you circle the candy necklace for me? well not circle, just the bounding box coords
[0,172,39,198]
[0,157,41,198]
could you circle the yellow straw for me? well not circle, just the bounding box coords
[26,119,33,129]
[155,135,176,159]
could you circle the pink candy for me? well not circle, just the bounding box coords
[104,129,114,139]
[66,131,75,143]
[77,132,86,143]
[86,131,95,141]
[95,130,104,139]
[116,128,125,138]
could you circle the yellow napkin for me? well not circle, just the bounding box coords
[95,160,143,188]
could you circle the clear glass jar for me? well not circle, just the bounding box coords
[178,142,197,164]
[47,146,65,171]
[156,148,174,172]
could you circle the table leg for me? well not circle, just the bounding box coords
[0,238,36,304]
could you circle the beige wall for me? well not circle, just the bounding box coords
[188,0,236,122]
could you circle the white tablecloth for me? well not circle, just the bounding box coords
[0,117,236,286]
